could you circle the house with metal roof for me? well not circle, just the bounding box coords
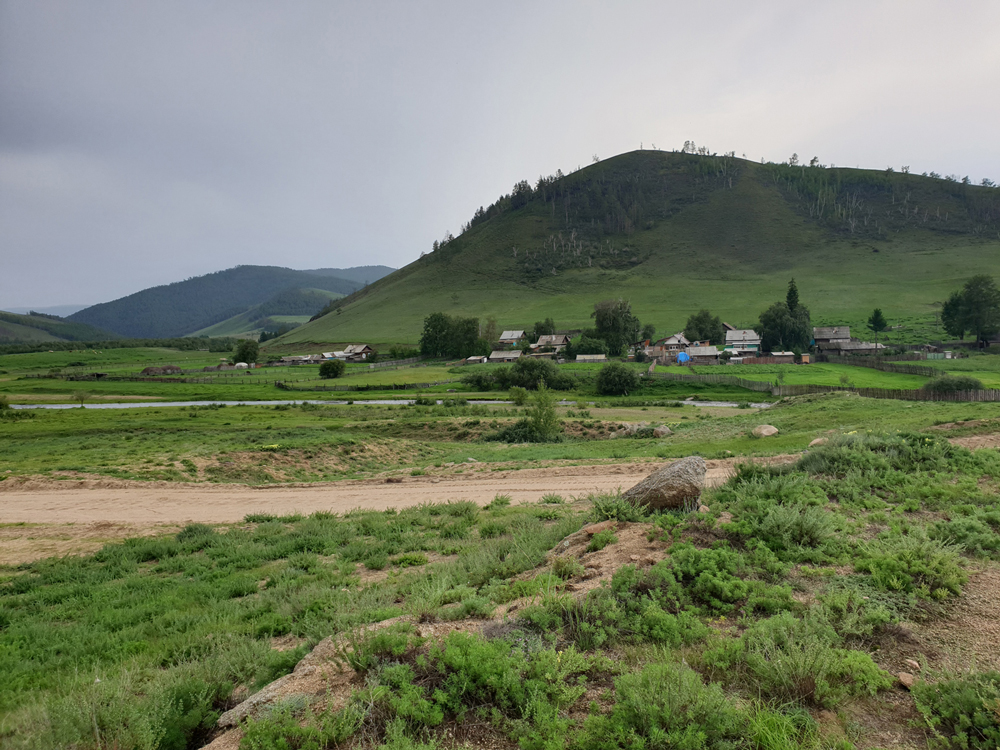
[498,330,526,346]
[724,329,761,353]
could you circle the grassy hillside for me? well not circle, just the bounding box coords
[0,310,116,342]
[279,151,1000,347]
[192,288,344,337]
[304,265,395,285]
[69,266,364,339]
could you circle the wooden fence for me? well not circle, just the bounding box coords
[652,371,1000,403]
[813,355,939,378]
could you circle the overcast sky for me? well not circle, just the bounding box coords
[2,1,999,308]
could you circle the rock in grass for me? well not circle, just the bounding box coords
[623,456,706,511]
[904,659,921,672]
[653,425,672,437]
[809,437,828,447]
[897,672,917,690]
[753,424,779,438]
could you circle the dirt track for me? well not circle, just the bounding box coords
[0,458,796,564]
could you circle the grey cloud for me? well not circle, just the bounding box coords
[1,0,998,307]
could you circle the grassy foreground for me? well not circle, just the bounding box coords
[2,434,1000,748]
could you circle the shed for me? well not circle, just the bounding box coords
[575,354,607,363]
[489,350,522,362]
[684,345,720,365]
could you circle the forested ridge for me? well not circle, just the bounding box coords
[0,310,116,342]
[69,266,364,338]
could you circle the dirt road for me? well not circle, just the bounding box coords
[0,457,796,564]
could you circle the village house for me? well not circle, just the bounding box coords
[644,332,689,361]
[812,326,852,349]
[283,354,324,365]
[575,353,607,363]
[684,345,721,365]
[532,333,572,351]
[489,350,521,362]
[498,330,526,347]
[322,344,374,362]
[812,326,884,355]
[724,329,761,355]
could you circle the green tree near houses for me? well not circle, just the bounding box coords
[867,308,888,356]
[757,280,811,352]
[942,276,1000,345]
[683,310,724,345]
[593,299,642,356]
[233,339,259,364]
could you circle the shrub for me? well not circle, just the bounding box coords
[319,359,346,379]
[596,362,640,396]
[487,493,512,510]
[552,556,585,579]
[587,529,618,553]
[590,491,644,522]
[856,534,967,599]
[576,661,741,749]
[509,386,529,405]
[705,611,892,707]
[913,671,1000,750]
[923,375,984,393]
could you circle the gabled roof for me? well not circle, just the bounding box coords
[813,326,851,340]
[499,330,525,340]
[343,344,373,354]
[535,334,571,346]
[489,350,522,360]
[725,329,760,343]
[656,332,689,346]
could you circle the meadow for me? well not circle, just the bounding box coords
[2,433,1000,748]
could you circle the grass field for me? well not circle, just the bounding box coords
[3,431,1000,748]
[3,391,999,483]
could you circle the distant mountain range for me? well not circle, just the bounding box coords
[67,265,395,339]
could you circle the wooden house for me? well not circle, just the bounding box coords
[498,330,526,346]
[489,350,522,362]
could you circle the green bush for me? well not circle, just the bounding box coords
[590,491,644,522]
[575,661,741,749]
[319,359,346,379]
[509,386,529,405]
[913,671,1000,750]
[595,362,640,396]
[922,375,985,393]
[552,556,585,579]
[705,611,892,708]
[586,529,618,553]
[856,534,967,600]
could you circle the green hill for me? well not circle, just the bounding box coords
[278,151,1000,347]
[193,288,345,337]
[0,310,117,343]
[69,266,373,339]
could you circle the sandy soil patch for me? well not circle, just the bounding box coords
[947,433,1000,450]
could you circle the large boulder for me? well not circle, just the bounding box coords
[653,425,672,437]
[753,425,779,438]
[623,456,706,511]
